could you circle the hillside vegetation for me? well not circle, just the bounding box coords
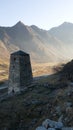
[0,72,73,130]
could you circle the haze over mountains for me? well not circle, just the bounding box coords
[0,21,73,63]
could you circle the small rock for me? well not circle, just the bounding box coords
[54,122,63,129]
[58,115,63,122]
[48,128,55,130]
[36,126,47,130]
[31,118,37,125]
[66,106,72,113]
[65,102,72,107]
[42,119,50,129]
[55,106,61,115]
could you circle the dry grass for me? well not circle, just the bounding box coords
[0,61,58,81]
[0,60,64,81]
[32,62,59,77]
[0,60,9,81]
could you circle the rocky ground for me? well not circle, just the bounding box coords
[0,74,73,130]
[36,118,73,130]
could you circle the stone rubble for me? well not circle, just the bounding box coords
[35,119,73,130]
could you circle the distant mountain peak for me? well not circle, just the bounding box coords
[62,22,70,24]
[14,21,25,28]
[61,21,73,27]
[17,21,24,25]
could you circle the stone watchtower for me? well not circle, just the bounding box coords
[8,50,33,93]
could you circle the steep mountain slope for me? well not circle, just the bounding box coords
[1,21,73,64]
[0,40,9,80]
[0,40,9,61]
[1,21,73,78]
[0,21,68,63]
[49,22,73,60]
[49,22,73,44]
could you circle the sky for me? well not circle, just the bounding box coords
[0,0,73,30]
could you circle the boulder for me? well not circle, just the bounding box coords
[42,119,63,129]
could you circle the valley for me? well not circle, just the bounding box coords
[0,21,73,130]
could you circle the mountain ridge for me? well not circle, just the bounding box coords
[0,21,73,64]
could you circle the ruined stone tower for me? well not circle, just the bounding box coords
[8,50,33,93]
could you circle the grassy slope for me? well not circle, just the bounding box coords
[0,74,73,130]
[0,60,59,82]
[0,59,9,81]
